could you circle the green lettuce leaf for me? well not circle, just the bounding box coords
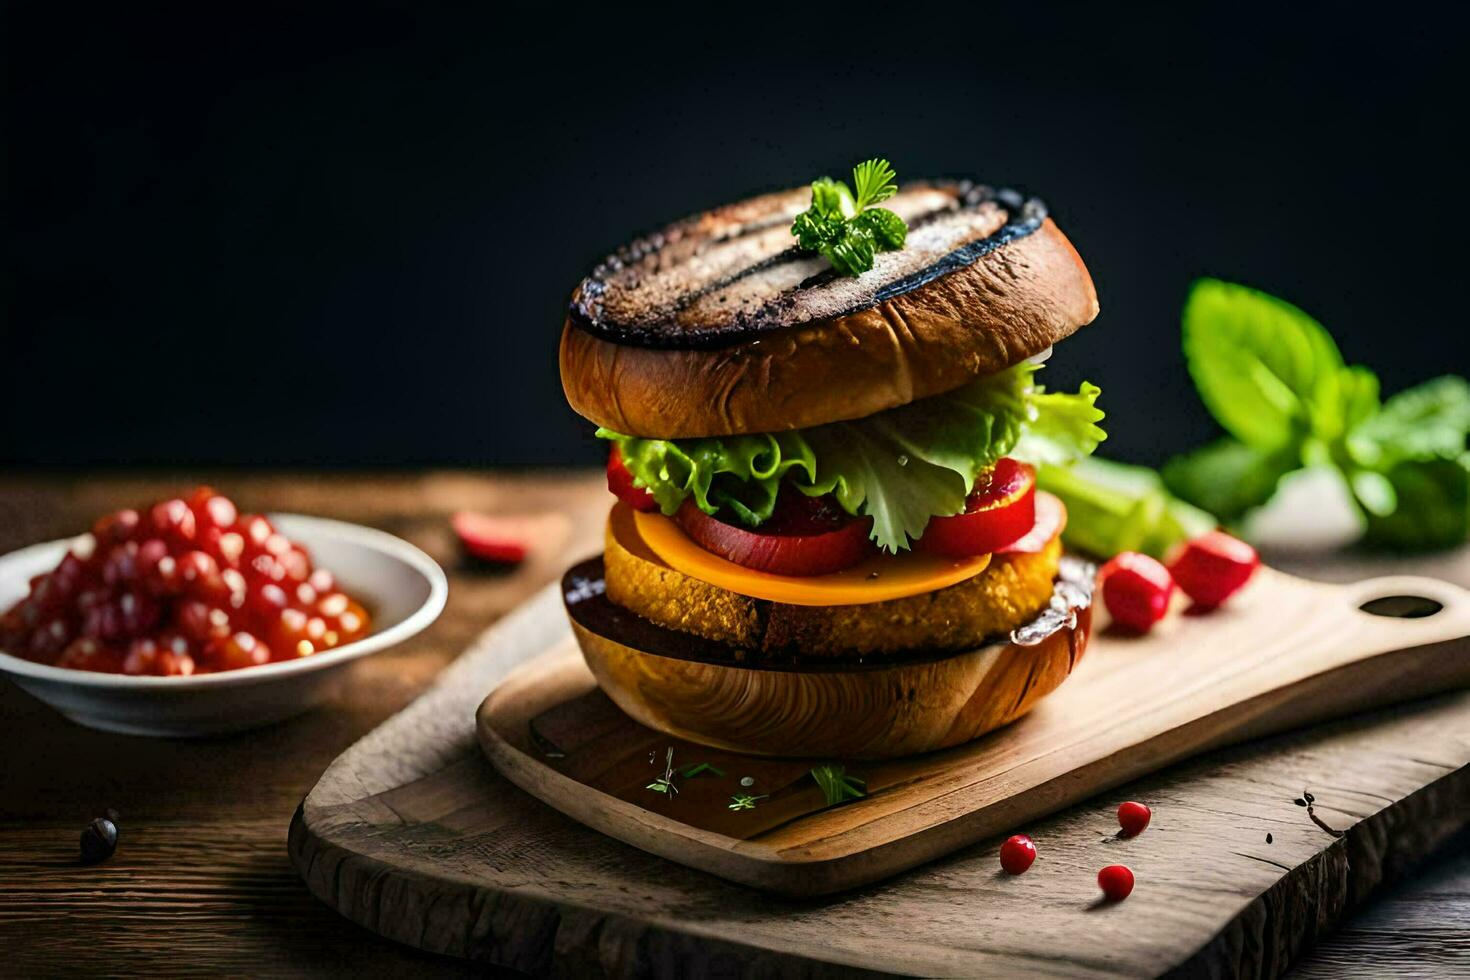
[599,363,1105,552]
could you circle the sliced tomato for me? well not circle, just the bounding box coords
[674,490,872,576]
[918,458,1037,559]
[606,447,658,512]
[996,492,1067,555]
[453,511,571,564]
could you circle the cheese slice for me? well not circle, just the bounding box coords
[617,504,992,607]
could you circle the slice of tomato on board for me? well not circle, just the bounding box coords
[453,511,570,565]
[675,490,873,576]
[918,458,1037,559]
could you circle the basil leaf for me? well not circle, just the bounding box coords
[1360,454,1470,550]
[1347,375,1470,469]
[1162,436,1300,522]
[1182,279,1347,450]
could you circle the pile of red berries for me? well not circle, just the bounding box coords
[0,488,370,676]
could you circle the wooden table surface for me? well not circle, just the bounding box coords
[1,472,1466,977]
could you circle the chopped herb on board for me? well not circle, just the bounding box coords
[728,794,768,811]
[810,764,867,805]
[646,747,678,796]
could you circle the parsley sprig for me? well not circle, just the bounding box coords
[791,158,908,277]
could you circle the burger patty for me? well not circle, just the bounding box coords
[603,519,1063,660]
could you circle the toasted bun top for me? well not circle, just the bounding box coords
[561,181,1098,438]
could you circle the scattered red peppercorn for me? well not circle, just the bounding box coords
[1099,552,1176,632]
[1169,531,1260,608]
[1117,801,1151,837]
[999,833,1037,874]
[1098,864,1134,901]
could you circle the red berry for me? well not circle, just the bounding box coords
[27,573,66,614]
[199,527,246,569]
[82,600,126,641]
[247,582,290,621]
[307,568,335,594]
[52,552,93,596]
[278,546,311,583]
[144,553,182,597]
[1169,531,1260,609]
[211,631,271,671]
[102,542,142,588]
[29,618,73,659]
[999,834,1037,874]
[188,487,238,531]
[271,607,312,657]
[76,587,112,616]
[177,550,225,600]
[124,637,195,676]
[122,638,159,675]
[237,515,274,553]
[1098,864,1134,901]
[337,598,368,641]
[292,582,319,609]
[220,568,248,610]
[1117,801,1151,837]
[150,498,198,547]
[92,509,141,545]
[1099,552,1175,632]
[177,600,232,644]
[317,592,349,619]
[116,591,161,637]
[56,637,123,673]
[247,553,287,585]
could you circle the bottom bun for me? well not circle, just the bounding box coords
[561,556,1094,759]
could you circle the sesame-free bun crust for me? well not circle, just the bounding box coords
[560,182,1098,438]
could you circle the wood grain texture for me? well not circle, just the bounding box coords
[570,587,1091,760]
[478,562,1470,894]
[3,472,1468,977]
[1288,830,1470,977]
[295,576,1470,975]
[0,471,608,978]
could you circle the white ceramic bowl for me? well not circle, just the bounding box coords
[0,514,448,737]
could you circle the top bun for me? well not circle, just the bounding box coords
[560,181,1098,439]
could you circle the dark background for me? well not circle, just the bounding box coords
[5,2,1467,469]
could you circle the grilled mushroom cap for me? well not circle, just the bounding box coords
[560,181,1098,439]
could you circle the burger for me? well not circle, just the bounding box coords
[558,161,1104,759]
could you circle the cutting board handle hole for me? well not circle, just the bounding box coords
[1358,594,1444,619]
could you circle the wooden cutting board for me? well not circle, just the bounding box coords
[476,566,1470,895]
[291,571,1470,976]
